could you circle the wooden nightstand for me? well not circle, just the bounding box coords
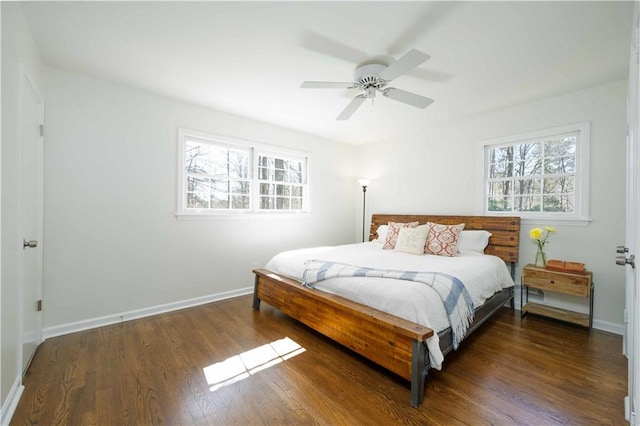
[521,264,594,332]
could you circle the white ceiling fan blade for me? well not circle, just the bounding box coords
[301,81,355,89]
[337,95,366,120]
[378,49,431,82]
[300,31,369,65]
[383,88,434,109]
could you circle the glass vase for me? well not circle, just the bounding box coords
[534,246,547,268]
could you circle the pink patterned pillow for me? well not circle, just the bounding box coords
[424,222,465,256]
[383,221,419,250]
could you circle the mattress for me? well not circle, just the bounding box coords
[264,241,515,369]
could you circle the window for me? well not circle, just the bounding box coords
[257,153,305,211]
[479,122,590,224]
[177,129,308,216]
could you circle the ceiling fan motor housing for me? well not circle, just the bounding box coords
[354,63,388,90]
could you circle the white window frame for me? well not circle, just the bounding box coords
[176,128,310,218]
[477,122,590,226]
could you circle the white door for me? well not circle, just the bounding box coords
[20,67,44,375]
[624,3,640,424]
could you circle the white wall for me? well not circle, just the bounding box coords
[1,1,44,419]
[358,80,627,331]
[42,66,357,330]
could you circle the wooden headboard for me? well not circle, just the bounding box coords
[369,214,520,264]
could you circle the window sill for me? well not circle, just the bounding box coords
[520,217,592,227]
[175,211,315,221]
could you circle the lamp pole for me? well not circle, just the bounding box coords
[358,179,370,242]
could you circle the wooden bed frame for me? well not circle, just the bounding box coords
[252,214,520,407]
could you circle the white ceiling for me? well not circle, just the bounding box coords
[21,1,633,145]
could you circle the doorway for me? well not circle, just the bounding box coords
[19,66,44,375]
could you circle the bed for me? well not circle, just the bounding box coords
[252,214,520,407]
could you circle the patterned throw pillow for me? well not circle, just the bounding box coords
[382,221,419,250]
[424,222,465,256]
[394,225,430,255]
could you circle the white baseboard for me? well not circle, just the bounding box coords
[593,319,625,336]
[1,376,24,426]
[43,287,253,339]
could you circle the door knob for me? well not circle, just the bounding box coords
[616,254,635,268]
[22,240,37,249]
[617,245,629,253]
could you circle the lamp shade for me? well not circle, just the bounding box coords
[358,178,370,187]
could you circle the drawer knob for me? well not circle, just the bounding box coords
[550,280,555,284]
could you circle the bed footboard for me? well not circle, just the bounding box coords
[252,268,434,407]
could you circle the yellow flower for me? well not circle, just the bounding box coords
[529,226,556,248]
[529,228,543,240]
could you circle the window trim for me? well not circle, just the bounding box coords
[477,122,590,226]
[176,128,311,218]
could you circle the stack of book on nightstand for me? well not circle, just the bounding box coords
[545,259,586,275]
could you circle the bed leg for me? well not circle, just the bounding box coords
[410,339,428,408]
[252,275,261,310]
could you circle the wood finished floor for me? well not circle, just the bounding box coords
[12,295,627,425]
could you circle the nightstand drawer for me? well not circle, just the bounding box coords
[522,268,590,296]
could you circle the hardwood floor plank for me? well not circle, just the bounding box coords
[11,295,627,425]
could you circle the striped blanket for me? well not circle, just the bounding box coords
[302,260,475,349]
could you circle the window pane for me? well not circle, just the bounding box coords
[290,170,302,184]
[544,176,575,194]
[231,181,250,194]
[258,167,270,180]
[231,195,250,209]
[489,162,512,178]
[488,181,512,196]
[187,193,209,209]
[187,176,209,192]
[228,151,249,178]
[488,196,512,212]
[291,186,303,197]
[513,178,541,196]
[276,184,290,196]
[514,195,541,212]
[276,197,290,210]
[490,146,514,164]
[275,169,286,182]
[210,192,229,209]
[260,196,273,209]
[260,183,274,195]
[545,136,576,157]
[291,198,303,210]
[543,194,575,212]
[545,156,576,174]
[185,142,209,174]
[513,144,542,176]
[211,179,229,193]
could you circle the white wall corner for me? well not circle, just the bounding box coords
[0,377,24,426]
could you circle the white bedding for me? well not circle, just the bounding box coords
[264,241,515,370]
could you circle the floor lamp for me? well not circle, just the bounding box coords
[358,179,370,242]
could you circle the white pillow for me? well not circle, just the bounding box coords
[394,225,430,255]
[374,225,389,243]
[457,230,492,255]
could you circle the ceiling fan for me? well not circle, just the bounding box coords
[301,49,434,120]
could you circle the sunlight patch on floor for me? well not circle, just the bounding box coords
[203,337,305,392]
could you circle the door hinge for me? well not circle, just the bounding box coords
[37,299,42,312]
[39,124,44,137]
